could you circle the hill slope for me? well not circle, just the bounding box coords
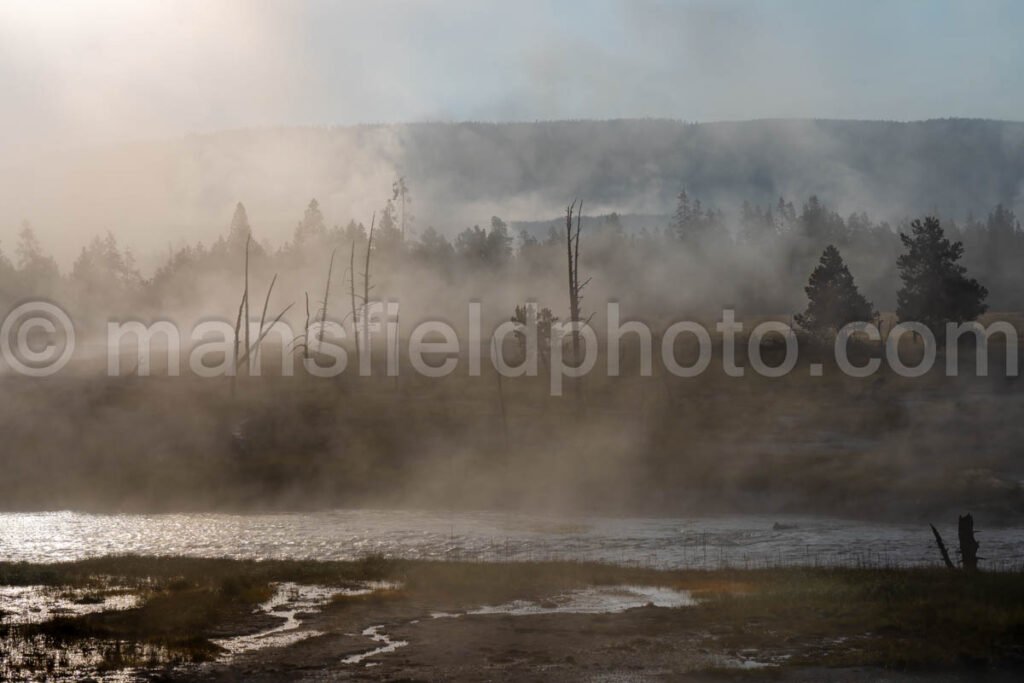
[3,118,1023,261]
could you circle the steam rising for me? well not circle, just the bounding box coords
[1,2,1023,521]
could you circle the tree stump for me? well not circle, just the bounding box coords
[958,514,980,571]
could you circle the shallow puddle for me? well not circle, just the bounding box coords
[212,581,398,659]
[0,585,140,625]
[341,624,409,665]
[0,584,158,680]
[469,585,695,616]
[0,633,170,682]
[709,654,778,670]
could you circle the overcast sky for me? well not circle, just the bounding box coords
[1,0,1022,156]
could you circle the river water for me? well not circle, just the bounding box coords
[1,510,1022,570]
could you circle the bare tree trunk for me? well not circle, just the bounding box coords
[363,214,376,372]
[959,514,980,572]
[930,515,981,571]
[565,201,588,404]
[238,303,295,370]
[255,274,277,366]
[319,250,336,354]
[231,290,246,396]
[393,312,401,391]
[930,524,955,569]
[243,235,251,375]
[566,201,578,359]
[349,239,360,368]
[303,292,311,361]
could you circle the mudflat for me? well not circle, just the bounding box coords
[2,557,1022,681]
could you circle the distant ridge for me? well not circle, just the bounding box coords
[3,118,1023,259]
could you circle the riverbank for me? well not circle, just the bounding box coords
[1,556,1023,680]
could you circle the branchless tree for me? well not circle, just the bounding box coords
[930,514,982,571]
[317,249,336,354]
[229,237,290,388]
[360,214,376,372]
[349,239,360,368]
[231,235,252,396]
[565,200,591,402]
[244,235,251,364]
[295,250,340,361]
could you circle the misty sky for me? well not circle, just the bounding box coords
[1,0,1022,157]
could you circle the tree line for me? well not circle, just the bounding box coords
[0,181,1012,330]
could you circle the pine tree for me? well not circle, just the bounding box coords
[0,241,17,298]
[775,197,797,232]
[795,245,875,335]
[374,198,403,253]
[293,198,326,245]
[70,232,143,306]
[981,204,1021,309]
[799,195,847,245]
[740,201,777,244]
[896,216,987,334]
[413,226,454,266]
[227,202,251,247]
[15,222,60,294]
[672,188,701,242]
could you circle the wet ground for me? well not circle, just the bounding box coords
[177,582,765,682]
[179,584,1021,683]
[3,568,1023,682]
[0,582,157,681]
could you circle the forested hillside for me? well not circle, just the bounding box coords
[3,119,1024,265]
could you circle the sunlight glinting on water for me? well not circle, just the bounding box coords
[2,510,1023,569]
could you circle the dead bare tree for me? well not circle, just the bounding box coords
[959,514,981,571]
[238,302,295,371]
[229,235,253,394]
[232,271,285,373]
[349,239,360,368]
[362,214,376,369]
[231,289,247,395]
[930,524,955,569]
[565,200,591,402]
[302,292,311,361]
[243,235,251,369]
[318,249,337,354]
[930,514,982,571]
[254,273,277,366]
[293,251,344,363]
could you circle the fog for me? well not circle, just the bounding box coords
[1,176,1022,519]
[1,2,1023,522]
[3,118,1024,268]
[6,6,1024,683]
[3,0,1023,259]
